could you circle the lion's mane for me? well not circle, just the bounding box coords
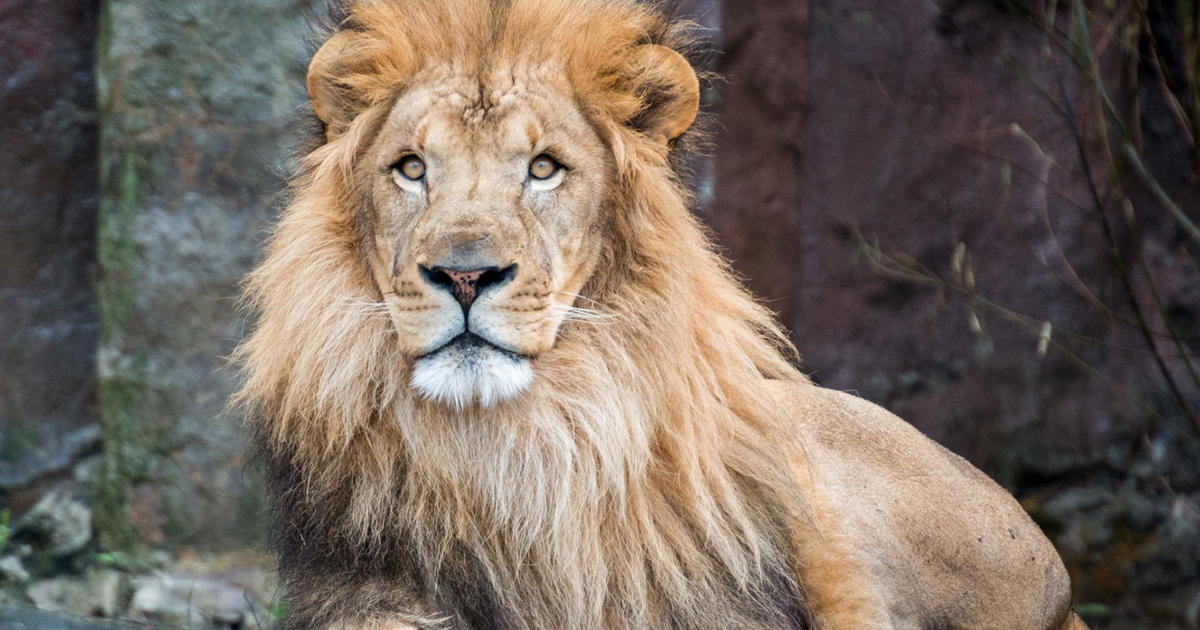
[236,1,812,627]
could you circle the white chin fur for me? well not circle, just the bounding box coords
[410,338,533,409]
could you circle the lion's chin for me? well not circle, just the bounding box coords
[410,333,533,409]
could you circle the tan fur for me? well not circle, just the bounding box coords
[790,476,889,628]
[777,383,1082,629]
[235,1,1081,628]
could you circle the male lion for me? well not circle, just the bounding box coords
[235,1,1087,628]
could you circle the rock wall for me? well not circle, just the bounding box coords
[714,1,1200,627]
[94,0,316,549]
[0,0,101,513]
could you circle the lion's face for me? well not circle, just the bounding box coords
[304,14,700,410]
[358,74,611,408]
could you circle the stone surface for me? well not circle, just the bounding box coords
[0,604,156,630]
[718,0,1129,463]
[25,570,123,619]
[16,485,93,557]
[129,570,267,628]
[0,556,31,583]
[94,0,319,549]
[0,0,101,496]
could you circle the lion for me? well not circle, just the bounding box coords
[234,1,1088,628]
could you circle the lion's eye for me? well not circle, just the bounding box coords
[528,155,561,180]
[394,155,426,181]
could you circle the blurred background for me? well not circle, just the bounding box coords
[1,0,1197,628]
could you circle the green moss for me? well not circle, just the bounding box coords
[94,358,180,551]
[94,372,145,551]
[95,0,169,552]
[96,150,141,333]
[93,549,162,573]
[270,597,291,621]
[0,509,11,556]
[95,18,167,549]
[95,153,144,551]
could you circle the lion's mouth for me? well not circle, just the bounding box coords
[410,332,534,408]
[422,332,526,360]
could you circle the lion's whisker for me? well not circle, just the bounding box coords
[546,303,617,324]
[550,290,606,309]
[337,297,392,317]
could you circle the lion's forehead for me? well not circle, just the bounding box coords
[413,63,566,122]
[388,77,578,164]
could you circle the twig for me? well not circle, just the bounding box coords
[1121,143,1200,246]
[1064,90,1200,435]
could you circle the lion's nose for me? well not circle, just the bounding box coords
[419,264,517,312]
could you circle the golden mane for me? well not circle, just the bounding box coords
[234,1,813,627]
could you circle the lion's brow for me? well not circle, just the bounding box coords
[524,120,541,152]
[414,120,429,154]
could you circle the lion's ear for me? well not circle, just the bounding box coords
[307,31,360,138]
[625,44,700,143]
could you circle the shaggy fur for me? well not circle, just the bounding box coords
[235,1,814,628]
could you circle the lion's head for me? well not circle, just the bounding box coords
[237,1,809,627]
[301,0,700,409]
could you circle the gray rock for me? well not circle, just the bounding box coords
[1167,496,1200,540]
[71,455,102,486]
[16,485,92,557]
[0,555,30,583]
[0,0,101,495]
[1186,588,1200,629]
[0,603,154,630]
[94,0,320,551]
[25,569,122,618]
[1120,485,1165,532]
[1039,486,1116,520]
[0,426,100,491]
[129,571,261,628]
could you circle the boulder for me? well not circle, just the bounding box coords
[16,485,92,557]
[129,571,265,628]
[0,556,30,583]
[25,569,123,618]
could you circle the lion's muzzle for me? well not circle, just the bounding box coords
[404,254,535,408]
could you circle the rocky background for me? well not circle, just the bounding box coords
[0,0,1197,628]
